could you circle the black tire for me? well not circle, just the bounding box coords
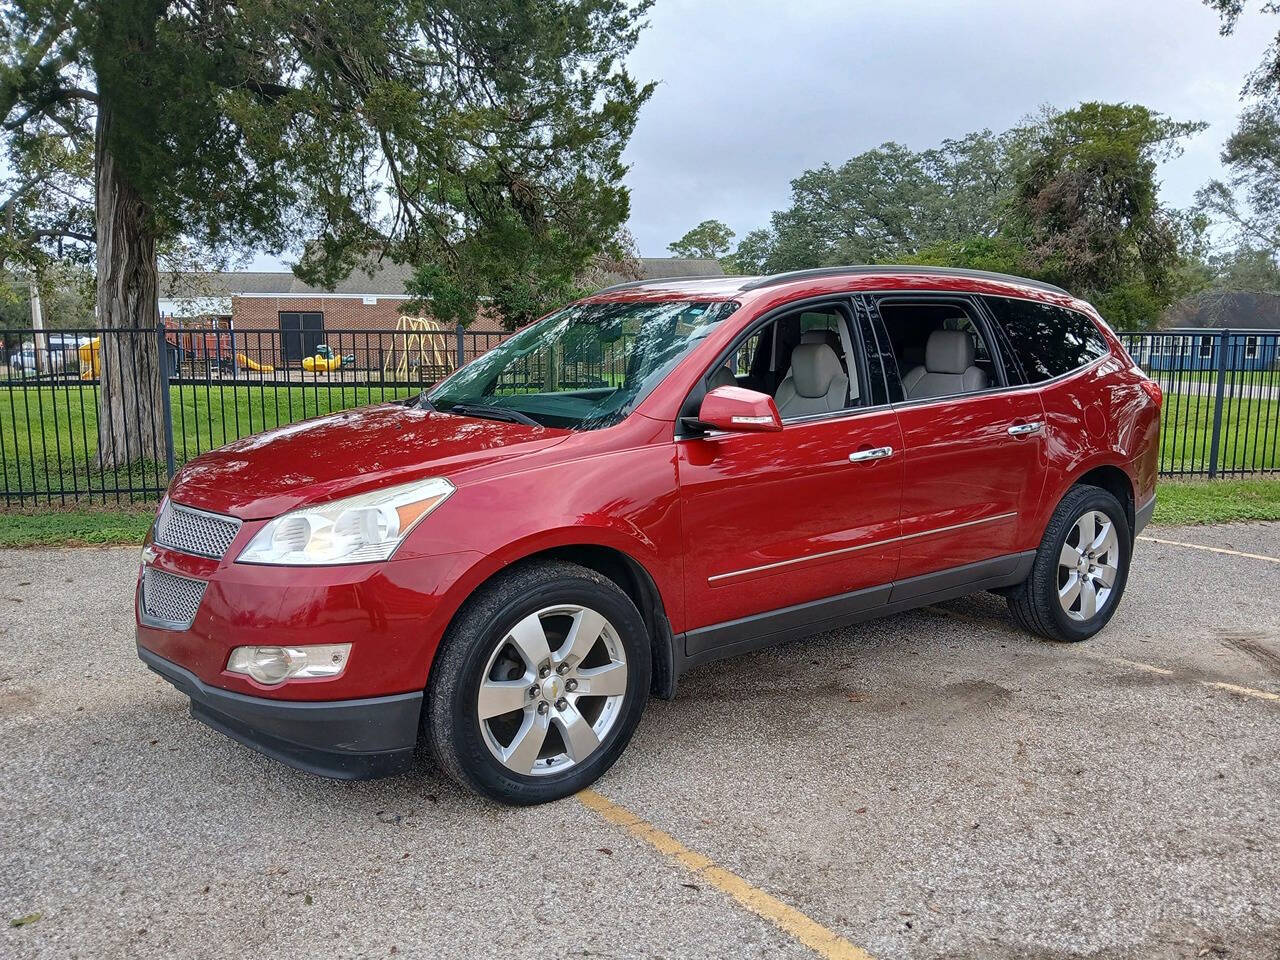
[1007,484,1132,642]
[425,559,651,805]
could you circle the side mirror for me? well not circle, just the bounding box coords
[691,385,783,434]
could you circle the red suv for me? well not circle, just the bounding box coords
[136,266,1161,804]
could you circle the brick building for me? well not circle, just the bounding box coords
[158,257,722,376]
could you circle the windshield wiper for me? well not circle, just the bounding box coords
[446,402,540,427]
[413,389,435,411]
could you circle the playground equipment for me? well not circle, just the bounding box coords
[236,352,274,373]
[382,317,453,381]
[302,343,354,373]
[79,337,100,379]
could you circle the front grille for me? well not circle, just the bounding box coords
[154,501,241,559]
[142,567,207,628]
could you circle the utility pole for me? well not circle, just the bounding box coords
[29,278,45,375]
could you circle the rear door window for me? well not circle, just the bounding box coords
[982,296,1109,383]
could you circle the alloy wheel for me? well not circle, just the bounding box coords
[1057,510,1119,622]
[476,604,629,776]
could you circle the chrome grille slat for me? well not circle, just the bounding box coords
[154,501,241,559]
[142,568,207,629]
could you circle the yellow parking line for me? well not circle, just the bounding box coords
[578,789,877,960]
[1203,679,1280,702]
[1109,656,1173,676]
[1109,657,1279,701]
[1138,535,1280,565]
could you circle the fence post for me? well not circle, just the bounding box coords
[455,323,465,370]
[156,321,177,481]
[1206,327,1231,480]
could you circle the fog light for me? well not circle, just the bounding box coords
[226,644,351,686]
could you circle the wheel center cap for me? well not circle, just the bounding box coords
[542,675,564,701]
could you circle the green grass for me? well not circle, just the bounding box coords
[0,383,403,499]
[1158,392,1278,474]
[0,506,155,547]
[0,478,1275,547]
[1151,477,1280,526]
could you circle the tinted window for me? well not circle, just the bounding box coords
[429,299,738,430]
[874,297,1000,400]
[983,296,1109,382]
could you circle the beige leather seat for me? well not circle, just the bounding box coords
[774,343,849,418]
[902,330,989,399]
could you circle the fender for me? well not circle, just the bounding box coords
[1034,452,1139,541]
[424,524,683,700]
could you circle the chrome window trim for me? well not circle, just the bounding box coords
[707,511,1019,584]
[884,352,1112,414]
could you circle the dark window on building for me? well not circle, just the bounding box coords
[279,312,324,362]
[982,296,1108,382]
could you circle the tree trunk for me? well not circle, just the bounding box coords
[95,106,165,471]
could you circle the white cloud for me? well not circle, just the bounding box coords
[622,0,1277,255]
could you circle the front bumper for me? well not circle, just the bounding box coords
[139,645,422,779]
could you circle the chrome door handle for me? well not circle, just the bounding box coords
[848,445,894,463]
[1007,421,1043,437]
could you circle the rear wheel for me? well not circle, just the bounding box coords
[425,560,650,805]
[1008,484,1131,642]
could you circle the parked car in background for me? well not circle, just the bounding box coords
[136,266,1162,805]
[5,334,90,375]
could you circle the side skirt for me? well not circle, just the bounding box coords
[676,551,1035,674]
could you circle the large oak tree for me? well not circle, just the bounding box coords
[1198,2,1280,256]
[0,0,652,467]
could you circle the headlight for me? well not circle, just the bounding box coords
[236,477,454,565]
[227,644,351,685]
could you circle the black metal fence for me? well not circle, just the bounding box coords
[1118,329,1280,478]
[0,323,509,505]
[0,324,1277,506]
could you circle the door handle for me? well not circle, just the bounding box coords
[848,445,894,463]
[1007,421,1043,437]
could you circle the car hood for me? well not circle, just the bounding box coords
[167,402,570,519]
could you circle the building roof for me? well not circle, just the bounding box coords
[160,257,724,301]
[1162,291,1280,330]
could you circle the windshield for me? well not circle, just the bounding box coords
[428,299,739,430]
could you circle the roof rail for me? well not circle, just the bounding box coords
[738,265,1070,296]
[591,275,739,295]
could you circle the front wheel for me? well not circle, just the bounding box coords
[425,560,650,805]
[1007,484,1132,642]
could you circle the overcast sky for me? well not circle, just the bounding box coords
[253,0,1275,269]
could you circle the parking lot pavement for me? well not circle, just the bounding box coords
[1,526,1278,960]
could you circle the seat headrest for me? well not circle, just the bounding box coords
[925,329,976,375]
[800,329,840,348]
[790,343,844,398]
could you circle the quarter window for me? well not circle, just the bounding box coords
[982,296,1109,383]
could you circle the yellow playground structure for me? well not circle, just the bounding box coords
[237,353,274,373]
[78,337,100,379]
[382,317,454,381]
